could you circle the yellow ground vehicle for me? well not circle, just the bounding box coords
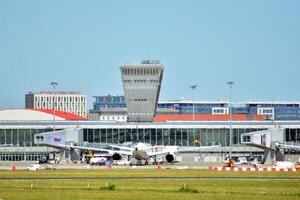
[223,157,235,167]
[85,151,93,163]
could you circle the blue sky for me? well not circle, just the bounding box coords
[0,0,299,109]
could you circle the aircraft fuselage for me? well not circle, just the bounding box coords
[132,149,149,161]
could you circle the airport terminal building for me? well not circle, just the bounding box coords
[1,60,300,162]
[1,120,300,162]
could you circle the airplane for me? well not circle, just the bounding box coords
[43,140,221,165]
[34,128,221,165]
[52,141,221,165]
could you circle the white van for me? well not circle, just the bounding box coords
[90,155,108,165]
[27,164,40,171]
[274,161,295,169]
[234,157,248,165]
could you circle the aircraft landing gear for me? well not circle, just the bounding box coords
[152,156,158,165]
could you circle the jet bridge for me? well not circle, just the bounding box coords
[35,128,83,162]
[241,128,285,163]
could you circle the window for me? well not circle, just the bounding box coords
[212,107,228,115]
[35,135,44,143]
[134,99,146,102]
[257,108,274,120]
[242,135,251,143]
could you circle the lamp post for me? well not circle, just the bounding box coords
[190,84,198,121]
[227,81,234,158]
[51,82,58,132]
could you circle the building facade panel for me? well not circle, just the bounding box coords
[26,91,87,117]
[91,96,300,121]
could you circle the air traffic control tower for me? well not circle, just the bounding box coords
[120,60,164,122]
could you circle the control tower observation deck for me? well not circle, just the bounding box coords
[119,60,164,122]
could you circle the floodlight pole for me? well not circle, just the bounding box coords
[227,81,234,158]
[190,84,198,121]
[51,82,58,132]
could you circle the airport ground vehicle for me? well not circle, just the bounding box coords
[27,164,40,171]
[89,154,111,165]
[38,156,49,164]
[233,157,248,165]
[274,161,295,168]
[223,157,234,167]
[113,160,131,166]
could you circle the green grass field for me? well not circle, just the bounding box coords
[0,169,300,200]
[1,168,300,179]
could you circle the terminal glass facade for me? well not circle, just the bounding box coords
[1,127,300,161]
[0,128,56,161]
[0,129,53,147]
[2,127,299,148]
[0,152,50,162]
[81,128,267,146]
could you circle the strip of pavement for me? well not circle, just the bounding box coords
[0,177,300,181]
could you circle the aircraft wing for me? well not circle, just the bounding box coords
[71,145,133,156]
[109,144,165,152]
[147,151,173,157]
[276,143,300,151]
[147,145,221,157]
[136,145,164,152]
[109,144,134,151]
[44,143,133,156]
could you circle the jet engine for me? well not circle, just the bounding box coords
[165,153,176,163]
[112,153,122,160]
